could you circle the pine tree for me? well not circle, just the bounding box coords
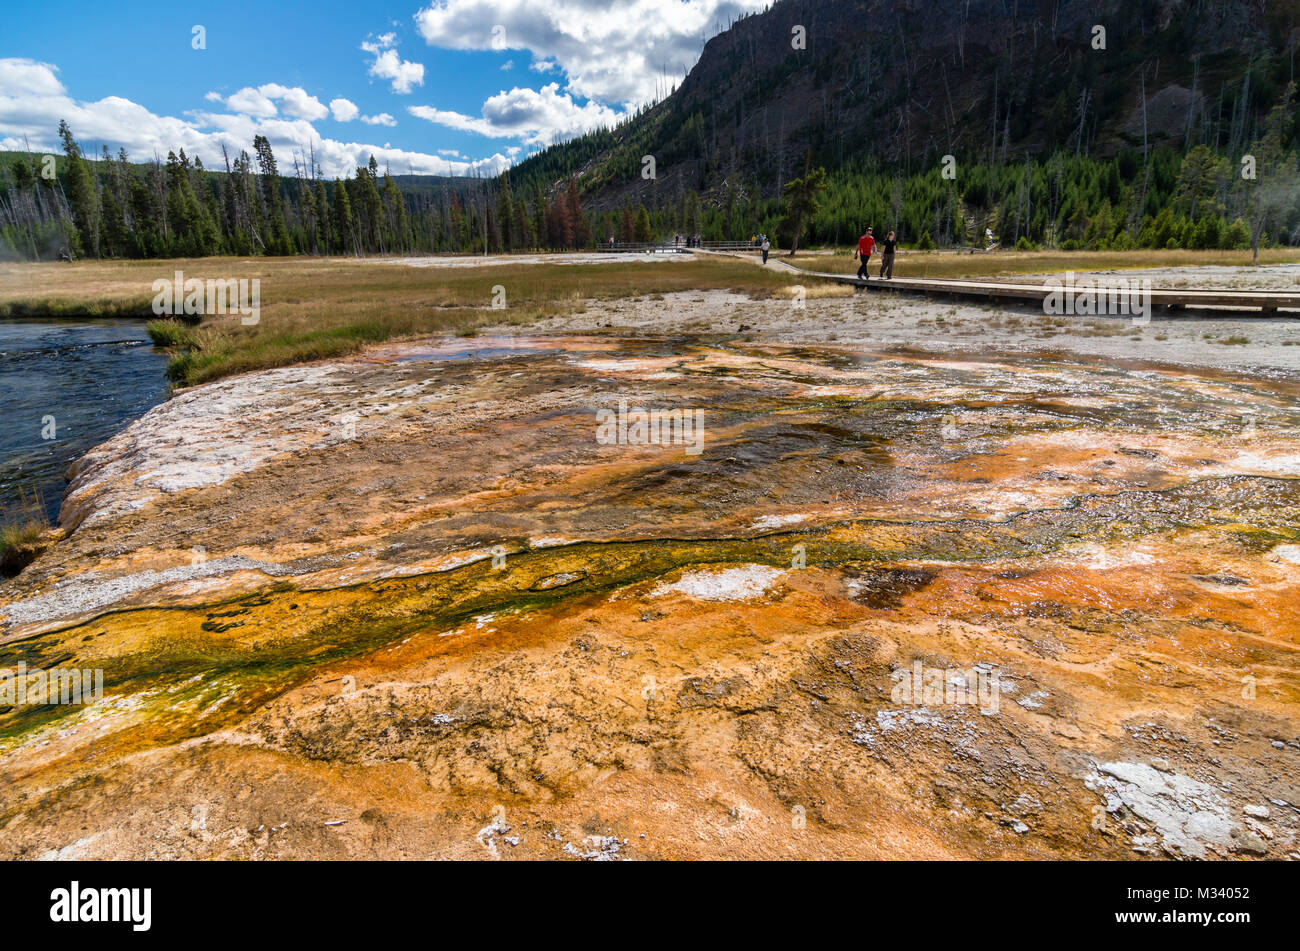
[331,178,355,254]
[58,120,99,257]
[495,175,515,251]
[100,187,130,257]
[253,135,289,253]
[448,191,466,250]
[633,204,653,242]
[313,180,331,252]
[164,150,217,255]
[515,196,535,250]
[780,164,828,255]
[382,172,408,252]
[531,182,546,248]
[352,157,384,253]
[547,190,573,247]
[565,180,589,247]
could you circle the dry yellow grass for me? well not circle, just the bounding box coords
[0,486,50,576]
[789,247,1300,280]
[0,254,829,386]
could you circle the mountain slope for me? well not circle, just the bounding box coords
[511,0,1300,211]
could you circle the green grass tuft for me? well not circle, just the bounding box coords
[0,488,51,577]
[146,319,196,348]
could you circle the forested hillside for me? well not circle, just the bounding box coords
[506,0,1300,252]
[5,0,1300,261]
[0,123,577,260]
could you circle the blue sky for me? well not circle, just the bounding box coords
[1,0,767,177]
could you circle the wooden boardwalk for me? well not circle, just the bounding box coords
[594,240,759,253]
[594,242,690,253]
[797,269,1300,315]
[694,248,1300,316]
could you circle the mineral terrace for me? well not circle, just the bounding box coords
[2,325,1298,860]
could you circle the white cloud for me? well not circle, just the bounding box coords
[329,99,393,126]
[501,59,514,71]
[0,57,509,178]
[270,85,330,121]
[208,83,328,121]
[0,58,66,97]
[413,0,768,105]
[224,86,278,118]
[330,98,360,122]
[409,82,624,146]
[361,35,425,94]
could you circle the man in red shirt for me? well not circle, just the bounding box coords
[855,228,876,280]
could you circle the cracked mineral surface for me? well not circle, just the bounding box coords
[1,333,1297,859]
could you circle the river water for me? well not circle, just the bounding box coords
[0,320,168,524]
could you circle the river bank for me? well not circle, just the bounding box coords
[0,318,168,528]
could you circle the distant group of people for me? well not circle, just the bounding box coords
[603,227,904,272]
[854,227,897,281]
[606,233,703,248]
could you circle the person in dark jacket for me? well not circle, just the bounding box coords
[880,231,897,279]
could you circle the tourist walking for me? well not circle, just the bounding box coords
[855,228,876,280]
[880,230,897,279]
[760,235,770,264]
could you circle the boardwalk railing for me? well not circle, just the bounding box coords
[701,241,763,251]
[783,268,1300,314]
[594,242,690,253]
[591,240,761,252]
[789,266,1300,315]
[698,247,1300,316]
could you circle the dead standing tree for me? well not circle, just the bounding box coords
[1238,82,1298,265]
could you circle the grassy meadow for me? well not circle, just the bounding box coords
[0,254,820,387]
[3,248,1297,390]
[787,247,1300,280]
